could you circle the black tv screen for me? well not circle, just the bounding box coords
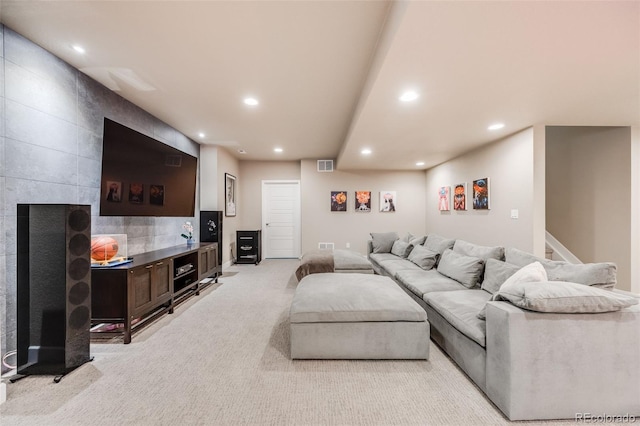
[99,118,197,217]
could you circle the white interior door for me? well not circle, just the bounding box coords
[262,181,301,259]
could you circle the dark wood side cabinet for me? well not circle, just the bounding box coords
[236,230,261,264]
[91,242,219,343]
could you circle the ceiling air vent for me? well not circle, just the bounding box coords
[317,159,334,172]
[165,154,182,167]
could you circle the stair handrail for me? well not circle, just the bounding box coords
[545,231,582,264]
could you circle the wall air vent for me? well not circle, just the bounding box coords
[318,242,334,250]
[317,159,334,172]
[165,154,182,167]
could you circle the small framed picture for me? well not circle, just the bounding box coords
[438,186,451,211]
[150,184,165,206]
[453,183,467,211]
[379,191,396,212]
[129,183,144,204]
[331,191,347,212]
[225,173,237,217]
[105,181,122,202]
[473,178,490,210]
[355,191,371,212]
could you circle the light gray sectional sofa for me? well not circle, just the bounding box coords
[367,232,640,421]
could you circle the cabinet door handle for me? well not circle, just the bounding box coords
[145,265,153,269]
[156,262,163,266]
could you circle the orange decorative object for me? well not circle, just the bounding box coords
[91,236,119,261]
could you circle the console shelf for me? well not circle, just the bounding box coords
[91,242,220,343]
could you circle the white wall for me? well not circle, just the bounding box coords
[239,161,301,229]
[199,145,240,266]
[424,127,543,254]
[546,126,632,291]
[300,160,427,255]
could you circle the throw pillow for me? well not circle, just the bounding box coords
[370,232,399,254]
[424,234,456,255]
[481,259,521,295]
[407,245,439,270]
[437,249,484,288]
[453,239,504,261]
[391,240,413,258]
[494,280,639,313]
[504,247,617,288]
[409,235,427,246]
[477,261,548,319]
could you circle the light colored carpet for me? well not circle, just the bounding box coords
[1,260,577,425]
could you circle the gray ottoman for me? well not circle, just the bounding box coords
[290,273,430,360]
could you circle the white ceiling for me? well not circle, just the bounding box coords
[2,1,639,170]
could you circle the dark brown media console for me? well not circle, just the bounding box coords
[91,242,220,344]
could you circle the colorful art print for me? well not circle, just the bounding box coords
[355,191,371,212]
[128,183,144,204]
[331,191,348,212]
[149,184,165,206]
[453,183,467,211]
[379,191,396,212]
[473,178,490,210]
[438,186,451,211]
[105,181,122,202]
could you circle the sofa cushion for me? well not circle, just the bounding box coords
[453,239,505,261]
[291,273,427,323]
[478,261,548,319]
[437,249,484,289]
[424,290,491,347]
[396,269,467,299]
[494,280,639,314]
[370,232,399,254]
[391,240,413,258]
[369,253,400,264]
[378,258,423,276]
[407,245,439,270]
[423,234,456,257]
[481,258,521,295]
[504,247,617,288]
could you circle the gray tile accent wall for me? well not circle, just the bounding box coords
[0,26,201,372]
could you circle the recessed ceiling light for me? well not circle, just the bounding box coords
[361,148,372,155]
[198,132,205,138]
[244,97,259,106]
[399,91,419,102]
[488,123,505,130]
[416,162,425,166]
[274,147,283,153]
[238,149,247,154]
[72,45,86,54]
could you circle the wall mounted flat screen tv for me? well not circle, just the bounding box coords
[99,118,197,217]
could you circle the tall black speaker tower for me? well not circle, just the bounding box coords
[16,204,92,378]
[200,210,223,268]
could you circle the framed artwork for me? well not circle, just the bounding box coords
[225,173,236,217]
[473,178,490,210]
[105,181,122,202]
[453,183,467,211]
[355,191,371,212]
[331,191,347,212]
[128,183,144,204]
[438,186,450,211]
[379,191,396,212]
[149,184,165,206]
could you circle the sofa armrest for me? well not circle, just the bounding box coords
[485,301,640,421]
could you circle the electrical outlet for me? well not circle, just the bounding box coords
[346,242,350,249]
